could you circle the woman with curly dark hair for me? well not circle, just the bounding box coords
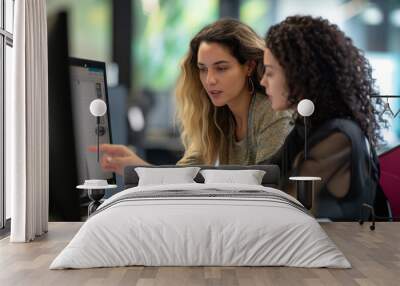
[261,15,388,220]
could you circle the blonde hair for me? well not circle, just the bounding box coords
[176,18,265,164]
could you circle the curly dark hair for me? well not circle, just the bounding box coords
[265,15,385,146]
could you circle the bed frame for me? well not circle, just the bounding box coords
[123,165,281,189]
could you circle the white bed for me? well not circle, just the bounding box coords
[50,183,351,269]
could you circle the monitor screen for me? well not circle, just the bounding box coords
[69,58,115,184]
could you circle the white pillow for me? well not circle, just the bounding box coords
[135,167,201,186]
[200,169,266,185]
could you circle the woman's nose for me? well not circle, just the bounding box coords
[206,71,217,85]
[260,75,268,88]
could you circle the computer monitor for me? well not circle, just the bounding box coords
[69,58,115,184]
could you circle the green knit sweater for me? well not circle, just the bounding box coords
[177,93,293,165]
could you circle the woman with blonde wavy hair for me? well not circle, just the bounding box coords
[90,18,292,173]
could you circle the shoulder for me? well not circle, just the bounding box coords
[309,118,372,158]
[252,93,293,128]
[311,132,351,154]
[313,118,364,141]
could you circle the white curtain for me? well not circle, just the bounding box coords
[6,0,48,242]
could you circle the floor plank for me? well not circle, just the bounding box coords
[0,222,399,286]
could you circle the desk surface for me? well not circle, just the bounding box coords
[0,222,399,286]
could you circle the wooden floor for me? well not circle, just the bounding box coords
[0,222,399,286]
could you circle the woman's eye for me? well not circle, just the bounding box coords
[217,67,228,72]
[198,67,207,73]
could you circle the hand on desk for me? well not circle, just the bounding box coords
[88,144,149,175]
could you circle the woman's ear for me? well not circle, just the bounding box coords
[246,60,257,76]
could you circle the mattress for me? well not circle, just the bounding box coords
[50,183,351,269]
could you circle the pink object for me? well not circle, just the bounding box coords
[379,145,400,217]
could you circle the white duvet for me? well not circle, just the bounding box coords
[50,183,351,269]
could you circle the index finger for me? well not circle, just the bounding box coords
[87,144,126,155]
